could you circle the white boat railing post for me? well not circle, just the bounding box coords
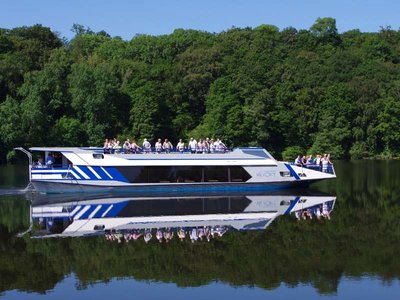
[14,147,33,182]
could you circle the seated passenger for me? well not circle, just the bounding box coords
[123,139,131,153]
[155,138,162,153]
[113,140,121,153]
[35,158,44,168]
[143,138,152,154]
[130,139,141,153]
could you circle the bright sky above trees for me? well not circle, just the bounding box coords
[1,0,399,40]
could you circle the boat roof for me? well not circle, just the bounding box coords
[29,147,275,160]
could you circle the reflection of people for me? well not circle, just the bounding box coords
[177,229,186,241]
[156,229,163,243]
[322,202,331,220]
[190,228,198,243]
[144,229,152,243]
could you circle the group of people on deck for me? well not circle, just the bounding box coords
[103,137,228,154]
[104,226,229,244]
[293,201,333,221]
[294,154,333,172]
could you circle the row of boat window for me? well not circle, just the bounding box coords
[117,166,252,183]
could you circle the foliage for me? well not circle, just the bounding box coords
[1,20,400,162]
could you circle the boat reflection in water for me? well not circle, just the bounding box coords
[30,191,336,242]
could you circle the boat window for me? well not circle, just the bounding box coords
[116,166,251,184]
[173,166,202,183]
[93,154,104,159]
[242,149,270,159]
[280,171,292,177]
[204,166,229,182]
[230,166,251,182]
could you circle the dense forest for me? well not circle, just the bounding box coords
[1,18,400,163]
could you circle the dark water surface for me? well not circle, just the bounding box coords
[0,161,399,299]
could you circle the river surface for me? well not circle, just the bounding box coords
[0,161,399,300]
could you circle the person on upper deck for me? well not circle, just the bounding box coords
[143,138,151,154]
[177,139,185,153]
[103,139,110,154]
[123,139,131,153]
[155,138,162,154]
[189,138,197,154]
[209,139,216,153]
[163,139,173,153]
[294,155,302,166]
[130,139,141,153]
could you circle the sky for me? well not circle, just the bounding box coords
[1,0,399,40]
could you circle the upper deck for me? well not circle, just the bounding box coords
[29,147,278,167]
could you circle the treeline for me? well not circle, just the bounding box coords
[1,18,400,163]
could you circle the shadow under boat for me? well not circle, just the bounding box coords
[28,189,336,239]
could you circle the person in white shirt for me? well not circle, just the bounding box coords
[189,138,197,154]
[143,138,151,154]
[155,138,162,153]
[176,139,185,153]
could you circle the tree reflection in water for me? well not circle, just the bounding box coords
[1,159,400,296]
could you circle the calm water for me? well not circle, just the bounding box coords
[0,161,400,300]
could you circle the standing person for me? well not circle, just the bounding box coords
[315,155,322,170]
[322,154,328,172]
[155,138,162,154]
[189,138,197,154]
[176,139,185,153]
[218,139,227,152]
[103,139,110,154]
[213,139,220,152]
[46,153,54,168]
[197,139,204,153]
[143,138,151,154]
[209,139,216,153]
[204,138,210,153]
[163,139,173,153]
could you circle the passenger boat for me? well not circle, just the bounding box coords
[15,147,336,194]
[29,192,336,238]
